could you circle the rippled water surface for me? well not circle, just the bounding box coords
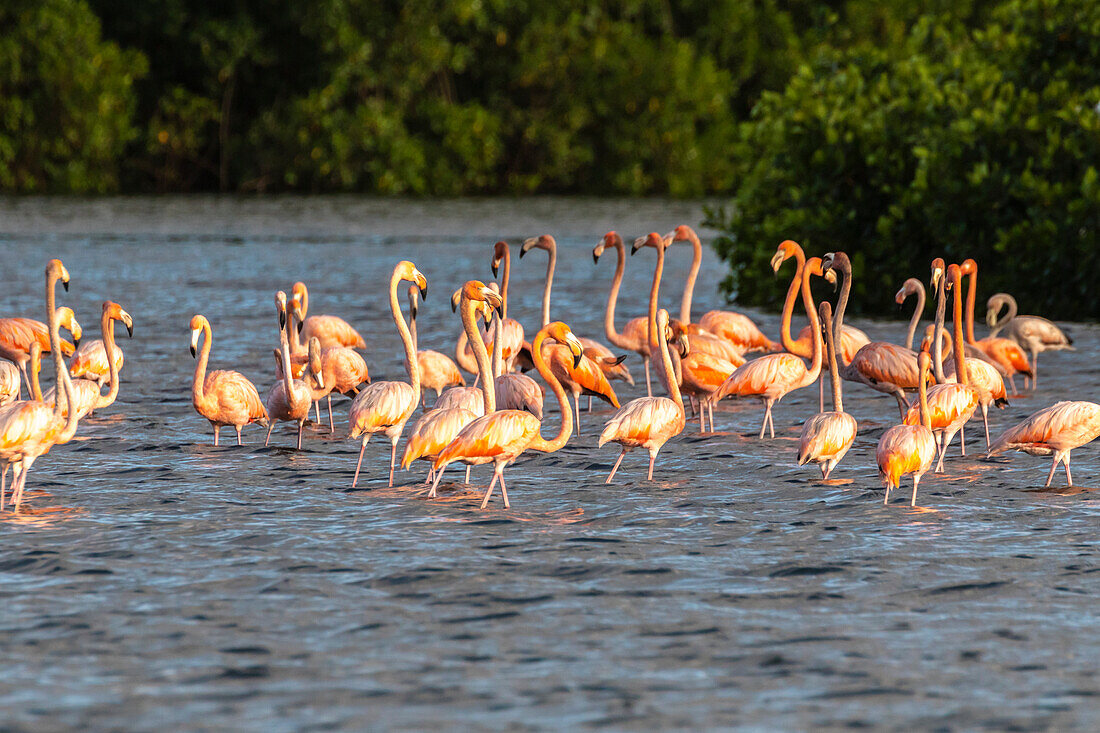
[1,197,1098,730]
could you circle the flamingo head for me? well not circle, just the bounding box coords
[458,280,503,319]
[521,234,555,258]
[930,258,946,290]
[986,294,1010,328]
[47,259,70,292]
[960,258,977,276]
[189,314,208,358]
[917,350,933,384]
[664,224,694,243]
[105,301,134,338]
[771,240,802,273]
[665,316,691,358]
[543,322,583,368]
[395,261,427,301]
[491,240,508,277]
[946,262,962,291]
[805,257,825,279]
[275,291,288,330]
[631,232,664,255]
[309,337,325,390]
[895,278,923,307]
[56,307,81,347]
[593,231,620,263]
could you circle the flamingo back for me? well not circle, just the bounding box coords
[349,380,417,436]
[201,370,268,426]
[0,318,75,357]
[876,424,937,487]
[0,362,19,405]
[903,383,978,430]
[945,358,1006,404]
[848,342,920,389]
[401,407,479,467]
[989,401,1100,456]
[699,310,777,352]
[599,396,684,449]
[44,379,101,420]
[433,410,541,469]
[798,411,858,465]
[544,344,619,407]
[69,338,124,384]
[620,317,650,355]
[579,339,634,385]
[680,351,739,394]
[435,386,485,416]
[796,323,868,362]
[496,374,544,420]
[0,400,61,461]
[303,315,367,350]
[323,346,370,394]
[977,337,1033,376]
[686,331,745,366]
[712,353,808,402]
[417,349,464,394]
[266,378,313,422]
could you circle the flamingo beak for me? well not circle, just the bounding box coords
[770,251,785,274]
[520,237,538,258]
[419,282,427,302]
[631,235,647,255]
[62,279,69,292]
[121,310,134,337]
[279,307,286,330]
[592,248,601,265]
[824,269,838,290]
[678,334,690,358]
[190,329,200,358]
[491,259,499,278]
[451,290,461,313]
[484,289,504,317]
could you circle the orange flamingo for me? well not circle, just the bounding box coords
[69,336,123,387]
[0,260,81,511]
[903,262,979,472]
[877,351,937,506]
[190,315,268,446]
[988,401,1100,487]
[959,259,1032,393]
[401,282,503,484]
[408,285,464,405]
[429,320,583,509]
[265,292,321,450]
[42,301,134,420]
[0,361,19,406]
[593,231,655,395]
[291,281,367,350]
[825,252,921,420]
[798,301,858,480]
[668,224,779,353]
[708,241,824,439]
[986,292,1073,389]
[0,309,80,396]
[599,308,686,482]
[347,261,428,488]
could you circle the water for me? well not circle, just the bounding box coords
[0,197,1098,730]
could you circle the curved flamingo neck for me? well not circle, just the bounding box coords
[527,328,572,452]
[990,295,1017,337]
[647,244,666,353]
[822,305,843,412]
[680,228,702,324]
[831,254,854,367]
[46,270,78,442]
[932,277,948,383]
[29,347,42,401]
[500,247,512,320]
[951,270,968,386]
[407,291,419,354]
[278,327,294,396]
[297,286,310,320]
[799,262,823,384]
[905,282,925,350]
[491,308,504,380]
[389,272,420,396]
[540,243,556,328]
[288,306,305,354]
[779,246,807,354]
[192,320,213,410]
[965,264,978,344]
[461,297,495,412]
[656,318,684,413]
[602,239,632,349]
[95,310,122,409]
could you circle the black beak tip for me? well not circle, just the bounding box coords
[451,301,458,314]
[62,281,69,292]
[518,248,526,259]
[296,321,303,334]
[126,325,134,338]
[573,354,582,369]
[495,304,504,317]
[419,285,427,301]
[592,251,600,265]
[190,344,197,358]
[279,313,286,329]
[491,263,499,278]
[630,245,639,256]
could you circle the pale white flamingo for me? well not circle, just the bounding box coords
[0,260,81,511]
[291,281,367,350]
[708,241,824,438]
[876,351,937,506]
[265,292,321,450]
[347,261,427,488]
[986,292,1073,389]
[798,301,857,480]
[903,262,979,472]
[190,315,268,446]
[429,320,583,509]
[988,401,1100,487]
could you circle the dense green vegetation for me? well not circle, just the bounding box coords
[2,0,1096,316]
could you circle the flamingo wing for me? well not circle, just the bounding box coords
[205,370,268,424]
[599,396,683,448]
[69,338,124,381]
[433,410,541,469]
[304,315,367,350]
[989,401,1100,456]
[876,424,936,486]
[849,342,920,389]
[799,411,858,464]
[713,353,807,401]
[349,381,417,434]
[401,407,479,467]
[435,386,485,416]
[699,310,777,352]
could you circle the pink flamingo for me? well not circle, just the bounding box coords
[0,260,81,511]
[190,315,268,446]
[402,281,503,484]
[265,292,322,450]
[708,241,824,438]
[876,351,937,505]
[0,309,81,396]
[986,292,1073,389]
[798,301,857,480]
[291,282,367,350]
[347,261,428,488]
[408,285,464,405]
[988,401,1100,487]
[429,318,582,509]
[285,300,369,432]
[42,301,133,420]
[69,336,124,387]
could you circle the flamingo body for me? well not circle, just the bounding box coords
[988,401,1100,486]
[495,373,544,420]
[196,370,268,433]
[418,349,464,401]
[69,339,123,386]
[798,412,858,478]
[876,424,937,493]
[302,314,366,350]
[435,386,486,416]
[698,310,777,353]
[794,324,869,363]
[0,362,18,406]
[401,407,479,471]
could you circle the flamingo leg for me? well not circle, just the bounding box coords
[480,470,500,509]
[606,449,627,484]
[688,396,697,417]
[958,424,965,457]
[297,420,304,450]
[1008,374,1017,394]
[499,472,510,509]
[213,425,220,447]
[894,392,909,421]
[644,356,652,397]
[236,427,243,446]
[327,395,334,434]
[464,465,471,484]
[352,438,368,488]
[13,457,33,510]
[573,393,582,437]
[1064,454,1073,486]
[388,439,398,488]
[910,473,921,507]
[18,362,30,399]
[884,482,892,505]
[1,463,7,511]
[758,400,770,439]
[315,401,321,424]
[699,403,705,433]
[265,422,274,446]
[1044,456,1058,487]
[980,404,991,449]
[708,401,714,432]
[818,377,824,413]
[647,451,656,481]
[934,433,947,473]
[429,464,445,497]
[587,396,593,412]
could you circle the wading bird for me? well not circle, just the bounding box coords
[291,281,367,350]
[987,293,1073,389]
[408,285,464,406]
[266,292,321,450]
[798,301,857,480]
[877,351,937,506]
[0,309,80,397]
[190,314,268,446]
[43,301,134,420]
[988,401,1100,488]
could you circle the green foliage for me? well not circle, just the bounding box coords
[0,0,145,192]
[708,0,1100,319]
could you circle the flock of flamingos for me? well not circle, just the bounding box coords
[0,226,1093,512]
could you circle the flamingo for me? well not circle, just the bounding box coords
[668,224,778,354]
[453,241,527,377]
[291,281,367,350]
[190,314,268,446]
[265,292,321,450]
[347,261,428,488]
[824,252,920,420]
[286,299,369,431]
[876,351,937,506]
[429,319,583,509]
[798,301,857,480]
[69,337,124,387]
[593,231,655,395]
[0,260,81,511]
[521,234,620,423]
[896,278,926,350]
[986,293,1073,389]
[401,281,504,484]
[0,362,19,406]
[42,301,134,420]
[0,309,81,396]
[903,262,979,472]
[599,307,686,482]
[408,285,465,406]
[959,259,1033,393]
[708,241,824,439]
[434,289,497,417]
[988,401,1100,487]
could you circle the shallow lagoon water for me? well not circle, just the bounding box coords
[0,197,1098,730]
